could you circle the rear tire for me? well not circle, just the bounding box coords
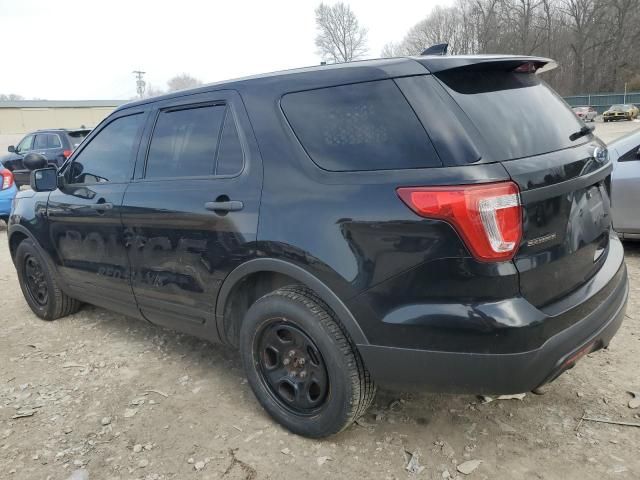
[15,239,81,320]
[240,285,375,438]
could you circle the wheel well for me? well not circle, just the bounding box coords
[221,271,299,347]
[9,232,28,261]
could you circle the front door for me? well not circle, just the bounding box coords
[121,90,262,339]
[47,110,147,317]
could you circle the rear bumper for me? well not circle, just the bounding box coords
[357,236,628,394]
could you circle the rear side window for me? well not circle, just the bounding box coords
[146,105,227,178]
[435,71,587,161]
[48,134,62,148]
[282,80,441,171]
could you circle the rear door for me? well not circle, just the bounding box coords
[33,133,66,167]
[121,90,262,338]
[406,63,613,307]
[612,140,640,235]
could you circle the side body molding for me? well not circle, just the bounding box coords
[215,258,369,346]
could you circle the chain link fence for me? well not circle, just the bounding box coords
[564,92,640,114]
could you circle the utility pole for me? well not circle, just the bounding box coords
[132,70,146,98]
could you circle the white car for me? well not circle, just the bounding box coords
[610,129,640,240]
[572,106,597,122]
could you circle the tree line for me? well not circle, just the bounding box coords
[316,1,640,96]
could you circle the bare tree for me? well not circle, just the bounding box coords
[315,2,368,63]
[0,93,25,101]
[384,0,640,95]
[167,74,204,92]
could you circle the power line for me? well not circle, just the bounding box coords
[132,70,146,98]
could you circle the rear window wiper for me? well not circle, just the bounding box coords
[569,125,594,142]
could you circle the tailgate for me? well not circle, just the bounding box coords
[504,143,612,307]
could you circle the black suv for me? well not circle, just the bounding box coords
[7,55,628,438]
[1,128,90,187]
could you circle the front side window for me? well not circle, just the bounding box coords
[34,134,49,150]
[16,135,34,153]
[146,105,227,179]
[619,144,640,162]
[281,80,441,171]
[67,114,143,185]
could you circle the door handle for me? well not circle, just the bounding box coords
[92,202,113,211]
[204,200,244,212]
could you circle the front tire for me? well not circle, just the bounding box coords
[15,239,81,320]
[240,285,375,438]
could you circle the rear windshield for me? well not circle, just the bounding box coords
[281,80,441,171]
[435,71,587,161]
[66,130,91,149]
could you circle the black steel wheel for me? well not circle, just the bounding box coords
[240,285,375,438]
[15,239,82,320]
[24,254,49,306]
[256,320,329,415]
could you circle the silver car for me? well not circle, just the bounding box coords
[572,106,597,122]
[611,129,640,240]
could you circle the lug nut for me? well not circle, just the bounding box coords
[298,358,306,366]
[288,350,295,357]
[283,358,290,366]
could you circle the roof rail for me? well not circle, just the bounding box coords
[421,43,448,56]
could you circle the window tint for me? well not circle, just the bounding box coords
[34,135,49,150]
[67,114,143,184]
[216,110,244,175]
[146,105,226,178]
[619,144,640,162]
[281,80,440,171]
[434,71,587,161]
[48,134,62,148]
[17,135,34,153]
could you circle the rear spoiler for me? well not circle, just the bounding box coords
[413,55,557,75]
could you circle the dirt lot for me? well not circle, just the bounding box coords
[1,123,640,480]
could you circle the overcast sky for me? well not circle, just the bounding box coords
[0,0,452,100]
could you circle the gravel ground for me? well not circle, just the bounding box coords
[1,121,640,480]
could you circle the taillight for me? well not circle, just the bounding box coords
[63,149,72,159]
[1,169,14,190]
[397,182,522,262]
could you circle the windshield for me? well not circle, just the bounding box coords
[435,70,588,161]
[611,105,626,110]
[67,130,91,149]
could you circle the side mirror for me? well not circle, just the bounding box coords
[23,152,48,171]
[30,167,59,192]
[587,124,596,132]
[7,145,15,153]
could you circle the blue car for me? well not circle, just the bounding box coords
[0,168,17,223]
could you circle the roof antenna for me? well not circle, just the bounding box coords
[421,43,448,56]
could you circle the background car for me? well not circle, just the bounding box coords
[0,128,91,187]
[572,106,597,122]
[603,104,639,122]
[0,168,17,224]
[610,129,640,240]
